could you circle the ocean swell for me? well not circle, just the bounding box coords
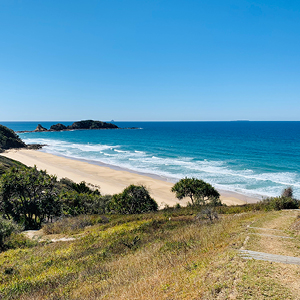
[22,136,300,199]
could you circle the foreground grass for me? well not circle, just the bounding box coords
[0,209,298,299]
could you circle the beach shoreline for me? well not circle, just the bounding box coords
[1,149,260,206]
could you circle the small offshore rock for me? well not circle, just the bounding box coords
[34,124,48,132]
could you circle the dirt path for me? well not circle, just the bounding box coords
[23,229,77,243]
[240,249,300,265]
[239,210,300,298]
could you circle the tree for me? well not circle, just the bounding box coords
[109,185,158,214]
[0,166,60,229]
[171,177,220,206]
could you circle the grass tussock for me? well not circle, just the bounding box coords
[0,209,296,299]
[43,215,109,235]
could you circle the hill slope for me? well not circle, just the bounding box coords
[1,209,299,299]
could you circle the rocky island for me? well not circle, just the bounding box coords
[18,120,120,133]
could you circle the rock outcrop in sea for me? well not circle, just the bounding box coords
[34,124,48,132]
[49,123,67,131]
[66,120,118,130]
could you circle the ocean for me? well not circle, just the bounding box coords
[2,121,300,199]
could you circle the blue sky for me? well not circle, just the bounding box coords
[0,0,299,121]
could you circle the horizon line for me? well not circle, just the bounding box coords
[1,120,300,122]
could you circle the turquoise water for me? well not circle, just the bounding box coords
[3,121,300,199]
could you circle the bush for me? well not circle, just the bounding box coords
[261,196,299,210]
[60,191,111,216]
[109,185,158,214]
[0,216,22,250]
[59,178,100,195]
[196,207,219,222]
[5,232,38,250]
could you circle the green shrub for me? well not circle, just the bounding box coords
[59,178,100,195]
[109,185,158,214]
[5,232,38,249]
[60,191,111,216]
[0,166,60,229]
[197,207,219,222]
[261,196,299,210]
[0,216,22,250]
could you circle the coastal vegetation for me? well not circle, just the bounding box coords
[0,166,112,230]
[0,216,21,250]
[0,156,26,175]
[0,167,60,229]
[109,184,158,214]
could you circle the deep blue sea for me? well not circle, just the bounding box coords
[3,121,300,199]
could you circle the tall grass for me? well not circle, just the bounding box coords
[0,210,256,299]
[1,201,298,299]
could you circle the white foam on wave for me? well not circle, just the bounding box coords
[135,150,145,154]
[74,144,117,152]
[24,138,118,153]
[114,149,127,153]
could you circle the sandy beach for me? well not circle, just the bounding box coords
[1,149,259,207]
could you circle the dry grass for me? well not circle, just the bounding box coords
[239,210,300,300]
[0,210,298,299]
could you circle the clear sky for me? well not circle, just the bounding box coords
[0,0,299,121]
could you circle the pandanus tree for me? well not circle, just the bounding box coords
[171,177,221,206]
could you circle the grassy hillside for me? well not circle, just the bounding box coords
[1,208,299,299]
